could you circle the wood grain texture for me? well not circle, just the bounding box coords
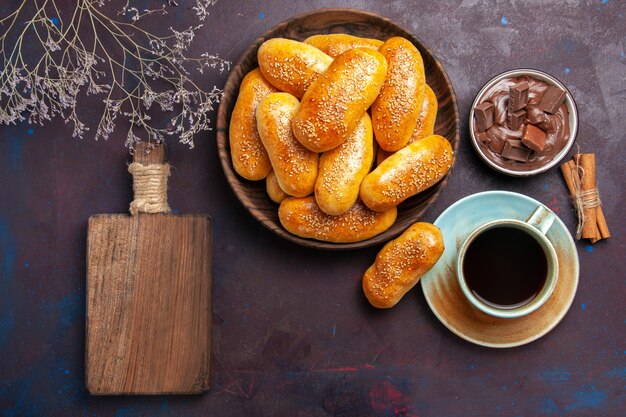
[133,141,167,165]
[216,9,460,250]
[86,214,212,395]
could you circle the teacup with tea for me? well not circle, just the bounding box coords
[456,204,559,318]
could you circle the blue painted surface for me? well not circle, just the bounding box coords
[0,218,16,352]
[564,385,608,412]
[1,378,38,417]
[57,291,84,328]
[541,367,573,383]
[6,136,23,171]
[542,397,560,413]
[114,407,136,417]
[605,367,626,379]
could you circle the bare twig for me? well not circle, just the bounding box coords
[0,0,230,149]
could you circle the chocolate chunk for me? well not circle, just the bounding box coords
[509,82,529,112]
[526,105,545,125]
[508,109,526,130]
[489,138,506,154]
[501,139,532,162]
[537,113,555,133]
[474,102,494,132]
[521,124,547,152]
[539,86,566,114]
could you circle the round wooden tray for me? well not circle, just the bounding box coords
[216,9,460,250]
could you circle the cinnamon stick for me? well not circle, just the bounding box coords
[560,160,585,239]
[596,208,611,239]
[574,154,598,240]
[561,153,610,243]
[580,153,610,241]
[560,160,578,198]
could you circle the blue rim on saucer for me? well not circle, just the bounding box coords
[420,190,579,348]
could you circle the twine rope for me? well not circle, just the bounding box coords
[128,162,171,215]
[570,163,602,239]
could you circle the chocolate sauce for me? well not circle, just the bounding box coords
[462,226,548,309]
[474,76,570,172]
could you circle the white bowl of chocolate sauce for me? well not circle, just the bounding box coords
[469,69,578,177]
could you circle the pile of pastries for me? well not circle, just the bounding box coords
[229,34,454,243]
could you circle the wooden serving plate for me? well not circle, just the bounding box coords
[216,9,460,250]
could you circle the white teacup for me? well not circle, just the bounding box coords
[456,204,559,318]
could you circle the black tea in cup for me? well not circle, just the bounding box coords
[462,226,548,309]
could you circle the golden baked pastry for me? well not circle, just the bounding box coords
[315,113,374,215]
[266,169,289,203]
[256,92,319,197]
[257,38,333,99]
[376,83,438,165]
[304,34,383,58]
[292,48,387,153]
[410,83,438,143]
[371,37,426,152]
[360,134,453,212]
[229,68,277,180]
[278,196,397,243]
[363,222,444,308]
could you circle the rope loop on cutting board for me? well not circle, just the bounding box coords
[128,162,171,215]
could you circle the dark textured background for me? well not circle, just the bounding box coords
[1,1,624,416]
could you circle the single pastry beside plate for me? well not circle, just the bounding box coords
[363,222,444,308]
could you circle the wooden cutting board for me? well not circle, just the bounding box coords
[86,143,211,395]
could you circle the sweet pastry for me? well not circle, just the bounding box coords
[256,92,319,197]
[292,48,387,152]
[315,114,374,215]
[363,222,444,308]
[266,169,289,203]
[360,134,453,212]
[257,38,333,99]
[376,83,438,165]
[229,68,277,180]
[304,34,383,58]
[278,196,397,243]
[371,37,426,152]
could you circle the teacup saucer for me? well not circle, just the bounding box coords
[420,191,579,348]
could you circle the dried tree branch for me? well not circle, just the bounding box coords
[0,0,230,149]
